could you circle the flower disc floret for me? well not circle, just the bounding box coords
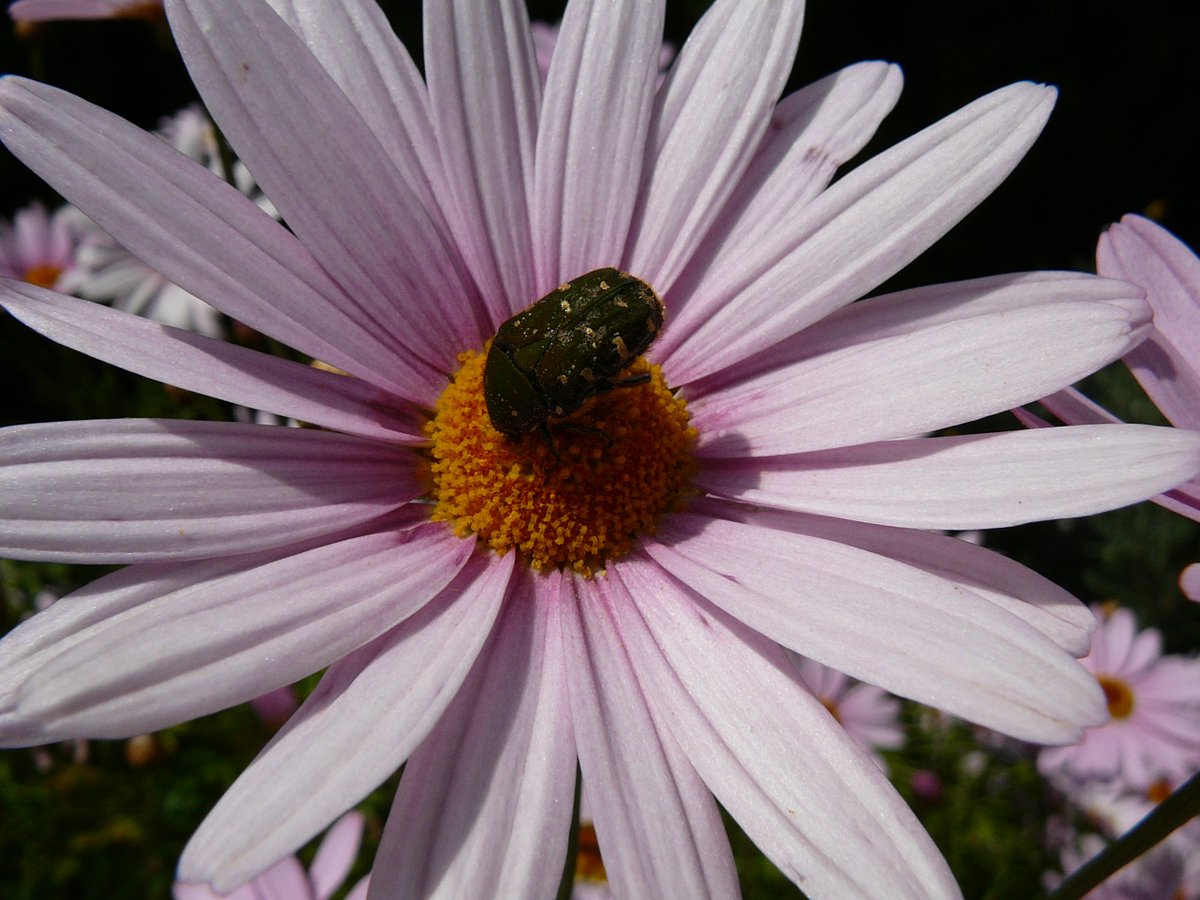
[1099,674,1135,719]
[425,347,695,575]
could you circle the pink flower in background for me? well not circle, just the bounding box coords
[8,0,161,22]
[175,811,369,900]
[1038,606,1200,790]
[0,201,79,290]
[792,655,903,769]
[1181,563,1200,603]
[2,0,1200,897]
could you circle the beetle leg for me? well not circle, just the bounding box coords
[608,372,651,388]
[539,423,562,468]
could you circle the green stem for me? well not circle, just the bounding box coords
[1049,771,1200,900]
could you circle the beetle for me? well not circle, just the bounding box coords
[484,267,665,445]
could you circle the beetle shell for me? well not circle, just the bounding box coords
[484,268,664,440]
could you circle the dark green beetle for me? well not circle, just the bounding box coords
[484,267,665,442]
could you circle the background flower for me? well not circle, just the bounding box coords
[1038,606,1200,790]
[0,200,79,290]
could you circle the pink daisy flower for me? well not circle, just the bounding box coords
[1038,606,1200,790]
[175,811,369,900]
[2,0,1200,896]
[0,200,79,290]
[792,655,903,769]
[8,0,162,22]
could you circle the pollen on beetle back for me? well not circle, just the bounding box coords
[424,346,696,576]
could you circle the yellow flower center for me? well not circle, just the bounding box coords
[22,263,62,289]
[1098,674,1135,719]
[424,345,696,576]
[574,822,607,884]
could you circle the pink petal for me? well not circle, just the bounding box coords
[251,856,312,900]
[648,512,1105,742]
[9,0,149,21]
[180,552,511,893]
[663,82,1056,384]
[0,419,419,563]
[1035,389,1200,523]
[1181,563,1200,602]
[370,569,574,900]
[0,77,425,402]
[561,574,739,899]
[610,557,961,899]
[696,425,1200,529]
[166,0,482,379]
[0,283,424,443]
[531,0,664,287]
[697,499,1094,655]
[310,812,365,900]
[624,0,805,293]
[691,273,1148,456]
[659,60,902,356]
[424,0,540,320]
[6,517,471,741]
[1099,215,1200,428]
[263,0,458,252]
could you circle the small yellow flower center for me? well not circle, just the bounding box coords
[22,263,62,289]
[424,346,696,576]
[1146,778,1173,804]
[574,822,608,884]
[1098,674,1135,719]
[820,697,843,724]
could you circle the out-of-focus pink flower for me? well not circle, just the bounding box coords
[8,0,161,23]
[248,684,298,728]
[174,811,369,900]
[0,201,79,290]
[1038,606,1200,790]
[792,654,903,769]
[3,1,1200,897]
[1181,562,1200,603]
[910,770,944,804]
